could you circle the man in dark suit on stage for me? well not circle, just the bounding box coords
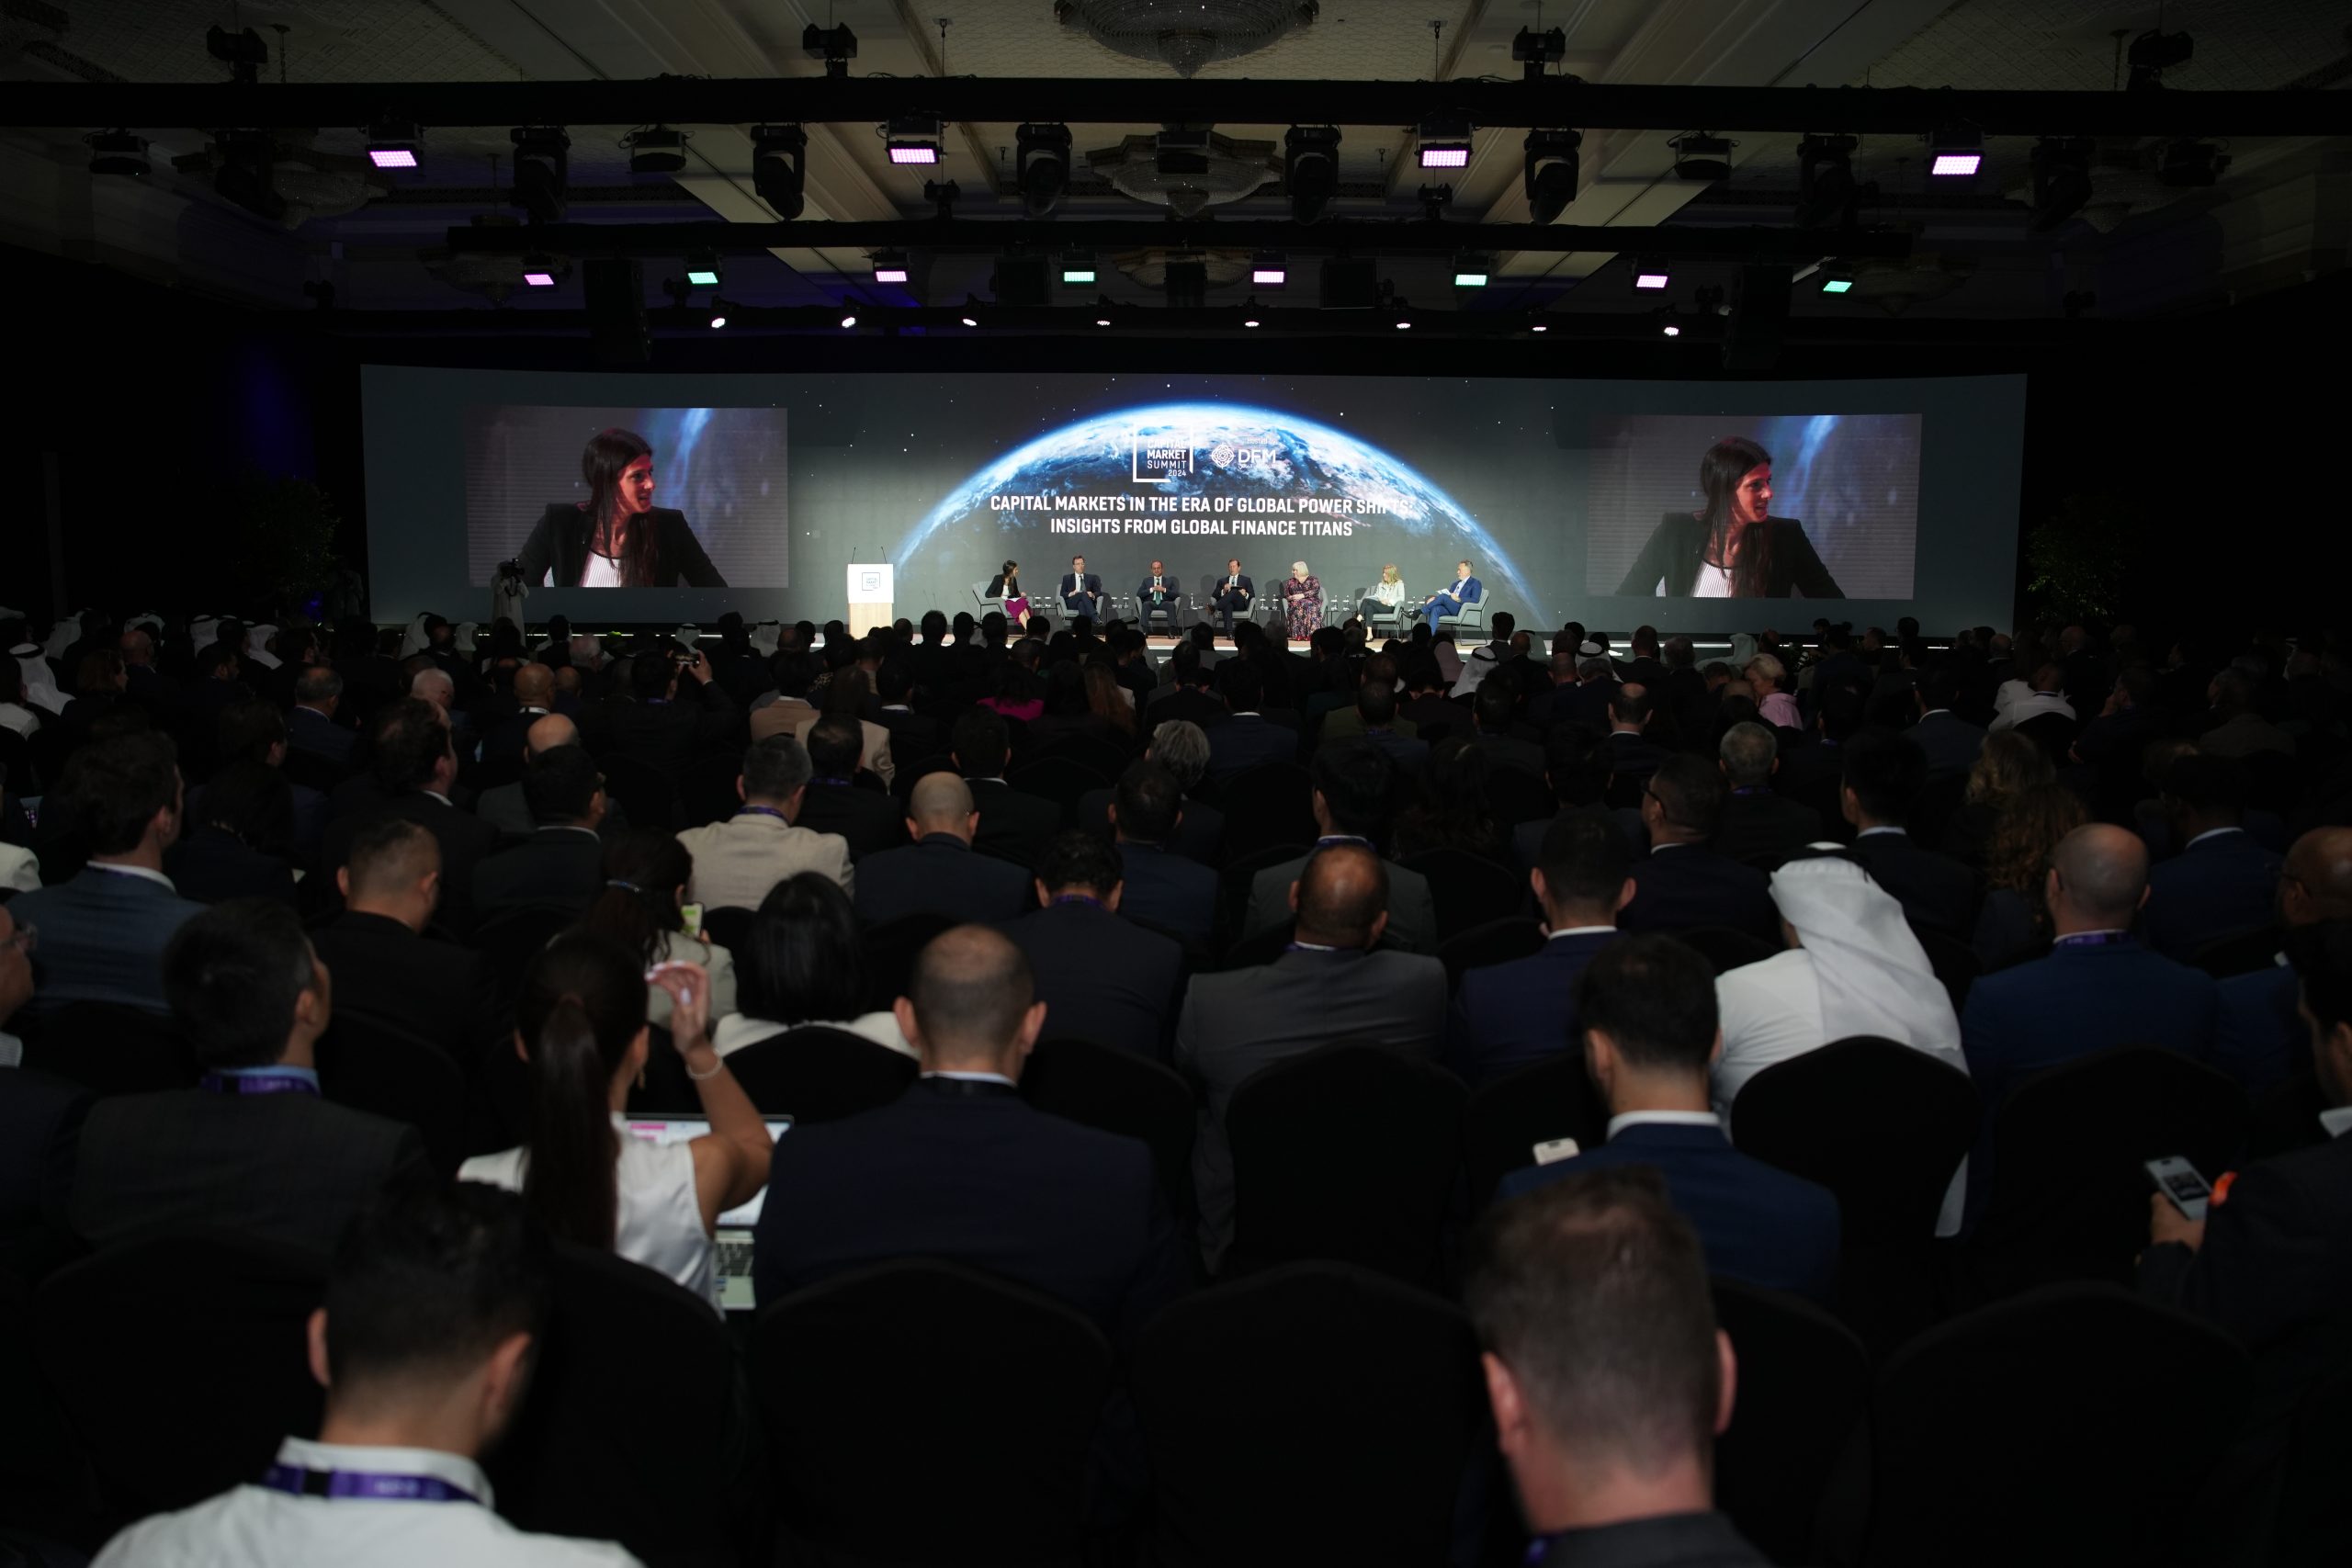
[1136,560,1184,631]
[1499,935,1841,1303]
[1057,555,1103,619]
[854,773,1033,926]
[1178,842,1448,1268]
[1710,722,1821,865]
[2143,752,2285,963]
[68,900,429,1258]
[795,715,907,862]
[469,745,608,921]
[1208,558,1255,637]
[311,819,498,1058]
[1619,755,1778,943]
[952,707,1060,872]
[1838,727,1980,936]
[1449,814,1630,1087]
[319,699,501,936]
[1003,831,1185,1062]
[752,923,1190,1341]
[1107,761,1217,947]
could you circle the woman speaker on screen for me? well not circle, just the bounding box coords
[515,427,729,589]
[1615,435,1843,600]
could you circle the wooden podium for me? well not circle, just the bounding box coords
[846,563,894,638]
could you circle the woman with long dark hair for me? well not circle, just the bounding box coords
[986,559,1030,622]
[515,427,729,588]
[1615,435,1843,599]
[713,873,915,1058]
[459,931,770,1311]
[578,830,739,1024]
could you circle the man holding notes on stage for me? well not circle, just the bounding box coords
[1210,558,1254,637]
[1058,556,1103,619]
[1420,560,1482,635]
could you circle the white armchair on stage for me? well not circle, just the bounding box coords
[847,563,893,638]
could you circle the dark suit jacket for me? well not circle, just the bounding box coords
[1144,686,1228,734]
[10,866,205,1017]
[476,705,555,776]
[1621,845,1779,942]
[1208,573,1255,604]
[586,686,739,778]
[286,705,355,767]
[1057,573,1103,612]
[1500,1122,1841,1303]
[474,780,633,844]
[1710,789,1822,865]
[310,910,499,1057]
[1080,786,1222,867]
[1136,574,1183,611]
[1003,899,1185,1061]
[752,1078,1191,1342]
[2213,963,2300,1100]
[514,504,727,588]
[794,781,907,862]
[70,1088,428,1258]
[1909,710,1987,782]
[1448,931,1617,1086]
[1476,730,1547,779]
[873,705,942,763]
[1204,715,1299,780]
[2142,829,2286,963]
[1600,729,1670,782]
[1615,514,1843,599]
[1526,1511,1774,1568]
[163,826,299,909]
[1398,693,1473,746]
[470,826,607,920]
[964,776,1062,871]
[320,792,502,936]
[1114,840,1217,947]
[855,832,1032,926]
[0,1068,92,1280]
[1842,829,1980,936]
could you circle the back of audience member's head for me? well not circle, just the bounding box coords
[907,772,977,840]
[742,734,813,805]
[739,873,864,1025]
[342,817,439,912]
[1608,684,1653,728]
[1839,728,1928,826]
[1356,680,1399,727]
[2287,921,2352,1101]
[1466,1166,1726,1496]
[2283,829,2352,925]
[372,698,452,795]
[295,664,345,709]
[1475,683,1516,735]
[1577,934,1718,1081]
[164,898,323,1069]
[1294,841,1388,949]
[1313,742,1396,838]
[62,729,181,855]
[1985,783,2089,897]
[1148,719,1209,789]
[198,759,295,856]
[74,648,124,695]
[1535,813,1634,926]
[319,1183,553,1437]
[1917,668,1961,714]
[823,667,872,717]
[805,716,864,781]
[522,744,603,827]
[1718,722,1777,790]
[1038,829,1122,901]
[2160,751,2250,825]
[1114,761,1183,845]
[1966,729,2052,807]
[514,932,650,1248]
[218,698,288,767]
[2048,824,2149,930]
[875,660,914,705]
[902,926,1041,1072]
[1222,661,1264,714]
[1646,753,1727,840]
[579,830,691,967]
[952,707,1012,777]
[1815,685,1865,743]
[2210,667,2257,716]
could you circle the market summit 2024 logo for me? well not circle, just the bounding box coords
[1132,427,1278,482]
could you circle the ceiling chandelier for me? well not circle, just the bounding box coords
[1056,0,1318,78]
[1087,130,1279,217]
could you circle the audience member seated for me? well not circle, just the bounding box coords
[1499,935,1841,1303]
[1940,729,2052,872]
[284,663,355,769]
[1331,679,1430,779]
[1988,661,2075,737]
[579,831,738,1026]
[792,715,906,861]
[12,730,202,1017]
[1620,756,1778,942]
[752,924,1190,1339]
[477,713,603,841]
[587,643,738,778]
[1002,829,1185,1061]
[71,899,428,1257]
[1144,650,1226,733]
[311,818,496,1055]
[1105,761,1217,947]
[1708,722,1821,865]
[1971,783,2087,970]
[1599,683,1670,787]
[321,699,500,936]
[1469,1166,1772,1568]
[1961,824,2219,1221]
[461,933,768,1312]
[1394,735,1512,865]
[1908,669,1987,782]
[952,707,1059,871]
[2142,753,2285,962]
[1837,727,1980,936]
[855,773,1032,926]
[1202,663,1296,780]
[2195,668,2297,760]
[0,898,30,1067]
[471,745,609,920]
[673,735,853,909]
[1240,745,1439,952]
[1448,814,1630,1086]
[1080,719,1225,866]
[90,1181,639,1568]
[1745,653,1801,732]
[714,874,913,1059]
[783,665,898,789]
[2213,828,2352,1096]
[1180,843,1447,1267]
[166,759,300,908]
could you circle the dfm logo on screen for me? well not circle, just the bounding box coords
[1133,427,1279,481]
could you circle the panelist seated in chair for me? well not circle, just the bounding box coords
[1419,560,1482,634]
[1136,561,1185,626]
[1358,563,1408,625]
[1057,555,1103,618]
[1207,558,1255,636]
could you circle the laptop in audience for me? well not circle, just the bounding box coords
[621,1116,791,1313]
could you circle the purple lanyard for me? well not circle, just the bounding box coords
[1050,894,1102,908]
[736,807,790,823]
[262,1464,480,1505]
[2052,931,2132,949]
[200,1072,319,1098]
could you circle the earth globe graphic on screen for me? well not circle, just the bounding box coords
[889,401,1548,626]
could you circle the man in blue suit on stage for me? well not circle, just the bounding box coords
[1207,558,1254,636]
[1057,555,1102,619]
[1420,559,1482,635]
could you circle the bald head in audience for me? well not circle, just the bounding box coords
[1288,840,1390,951]
[896,925,1046,1076]
[2046,824,2149,935]
[408,666,455,713]
[2282,828,2352,926]
[335,818,442,933]
[906,772,980,846]
[523,713,577,759]
[512,662,554,709]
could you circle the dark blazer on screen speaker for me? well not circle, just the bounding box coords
[1615,514,1844,600]
[514,504,728,589]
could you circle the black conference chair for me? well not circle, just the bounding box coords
[1133,1263,1484,1568]
[1022,1037,1194,1213]
[1968,1045,2249,1302]
[1484,764,1556,829]
[597,752,678,831]
[1401,848,1524,945]
[1462,1050,1610,1205]
[2190,924,2284,980]
[1733,1038,1977,1348]
[1214,842,1308,953]
[469,904,574,1018]
[315,1010,469,1176]
[1033,731,1131,781]
[1675,925,1779,976]
[676,751,745,829]
[1214,762,1317,863]
[36,1232,324,1526]
[723,1027,917,1122]
[752,1259,1114,1568]
[1225,1043,1467,1289]
[695,904,755,957]
[1435,915,1546,992]
[1860,1284,2252,1568]
[1007,756,1113,827]
[857,909,957,1013]
[1711,1278,1872,1568]
[488,1244,744,1568]
[16,1001,196,1097]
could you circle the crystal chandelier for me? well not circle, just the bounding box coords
[1056,0,1318,78]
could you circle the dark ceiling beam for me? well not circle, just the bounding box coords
[11,79,2346,135]
[438,219,1914,260]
